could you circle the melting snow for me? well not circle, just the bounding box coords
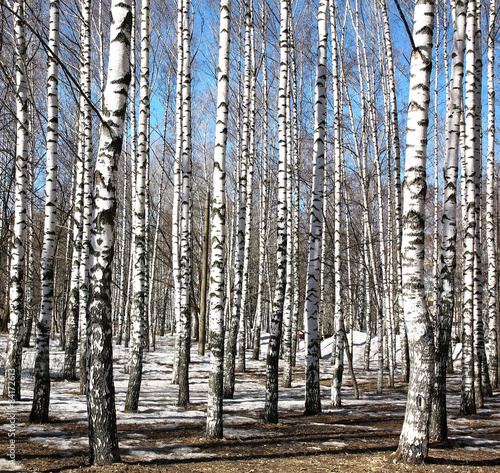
[0,330,494,463]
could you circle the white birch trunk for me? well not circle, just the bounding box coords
[236,1,254,374]
[330,0,343,407]
[461,0,478,416]
[430,0,466,442]
[63,107,85,380]
[78,0,93,396]
[395,0,435,463]
[349,7,384,391]
[224,27,248,399]
[171,0,184,385]
[282,64,294,389]
[3,0,29,401]
[485,0,498,388]
[263,0,289,423]
[380,0,407,382]
[303,0,328,416]
[473,0,492,402]
[116,155,129,345]
[29,0,59,421]
[432,7,441,317]
[177,0,192,407]
[206,0,231,440]
[23,160,34,349]
[86,0,132,463]
[125,0,149,411]
[251,4,268,361]
[290,44,301,369]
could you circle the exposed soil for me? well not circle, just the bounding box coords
[9,379,500,473]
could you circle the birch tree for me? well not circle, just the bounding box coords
[177,0,193,407]
[461,0,479,416]
[251,1,268,361]
[430,0,466,442]
[3,0,29,401]
[263,0,289,424]
[303,0,328,416]
[485,0,498,388]
[86,0,132,463]
[282,63,294,388]
[225,1,251,394]
[290,42,301,370]
[395,0,435,464]
[380,0,407,382]
[206,0,231,440]
[472,0,491,406]
[78,0,93,395]
[330,0,344,407]
[171,0,184,385]
[29,0,60,422]
[236,0,254,374]
[125,0,150,412]
[63,13,88,380]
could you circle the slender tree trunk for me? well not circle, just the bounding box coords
[348,9,384,390]
[303,0,328,417]
[235,0,254,376]
[363,237,372,371]
[252,2,269,362]
[282,65,294,389]
[205,0,231,439]
[171,0,184,385]
[86,0,132,463]
[63,118,84,380]
[224,10,248,397]
[432,7,441,318]
[330,0,343,407]
[23,161,34,348]
[78,0,93,396]
[177,0,193,408]
[430,0,466,442]
[290,43,301,369]
[198,190,210,356]
[29,0,60,422]
[263,0,289,424]
[461,0,478,416]
[3,0,29,401]
[125,0,150,412]
[485,0,498,389]
[380,0,407,383]
[116,155,129,346]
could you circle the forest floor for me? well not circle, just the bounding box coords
[1,333,500,472]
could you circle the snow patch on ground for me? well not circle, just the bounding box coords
[121,442,217,461]
[322,440,348,448]
[30,435,88,452]
[0,459,25,471]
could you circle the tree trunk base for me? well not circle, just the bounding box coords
[392,445,426,465]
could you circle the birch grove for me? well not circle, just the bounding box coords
[0,0,499,468]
